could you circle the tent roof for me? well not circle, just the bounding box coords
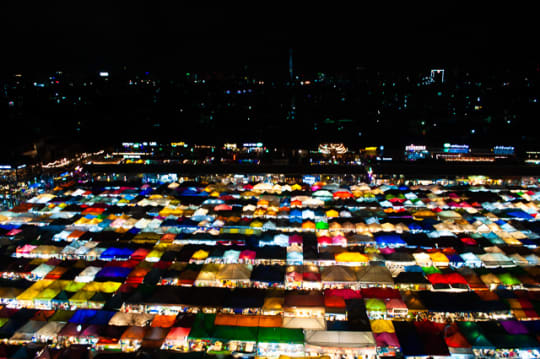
[304,330,375,348]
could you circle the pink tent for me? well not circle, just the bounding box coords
[375,332,400,347]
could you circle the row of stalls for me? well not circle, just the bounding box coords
[2,275,540,320]
[1,307,540,358]
[1,255,537,294]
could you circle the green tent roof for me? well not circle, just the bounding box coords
[365,298,387,312]
[457,322,493,349]
[315,221,329,230]
[187,313,216,341]
[497,273,521,286]
[257,327,304,344]
[48,310,75,322]
[35,288,61,301]
[212,326,258,342]
[421,266,442,275]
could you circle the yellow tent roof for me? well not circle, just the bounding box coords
[250,221,264,228]
[335,252,369,263]
[370,319,395,333]
[82,281,121,293]
[413,210,436,218]
[192,249,209,260]
[64,281,87,292]
[69,290,96,302]
[325,209,339,218]
[47,280,71,291]
[263,297,284,310]
[146,249,164,259]
[17,288,42,301]
[100,281,122,293]
[429,252,449,263]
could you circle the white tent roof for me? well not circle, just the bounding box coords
[305,330,376,348]
[35,321,67,338]
[109,312,154,326]
[10,320,47,341]
[282,317,326,330]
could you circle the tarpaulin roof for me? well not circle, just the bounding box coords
[211,325,257,343]
[356,266,394,285]
[370,319,395,334]
[257,327,304,344]
[393,321,426,356]
[304,330,375,348]
[374,332,400,348]
[457,321,493,348]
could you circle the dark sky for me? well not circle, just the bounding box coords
[1,2,538,73]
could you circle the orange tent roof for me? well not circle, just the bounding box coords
[67,230,86,239]
[214,314,282,327]
[151,315,177,328]
[258,315,283,327]
[302,221,316,229]
[324,295,346,308]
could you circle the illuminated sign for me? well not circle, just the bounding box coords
[443,144,469,153]
[99,72,109,77]
[303,175,317,185]
[171,142,187,147]
[405,145,427,151]
[493,146,515,155]
[243,142,263,148]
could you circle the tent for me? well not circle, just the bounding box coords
[257,327,304,344]
[282,317,326,330]
[370,319,395,334]
[356,266,394,287]
[304,330,375,348]
[334,252,368,264]
[321,266,356,283]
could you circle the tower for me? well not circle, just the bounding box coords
[289,48,294,81]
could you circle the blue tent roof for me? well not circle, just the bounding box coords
[69,309,98,324]
[408,223,423,231]
[87,310,115,325]
[405,265,424,273]
[99,247,134,260]
[448,254,465,264]
[375,234,406,247]
[96,266,133,278]
[519,238,537,246]
[506,210,534,220]
[289,209,302,218]
[177,218,200,228]
[161,219,181,227]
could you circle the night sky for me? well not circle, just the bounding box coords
[1,2,538,73]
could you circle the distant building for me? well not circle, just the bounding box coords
[404,144,430,161]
